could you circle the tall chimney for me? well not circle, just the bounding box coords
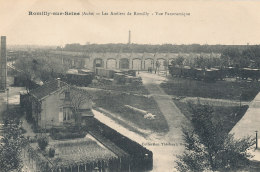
[0,36,7,91]
[57,78,61,88]
[128,30,131,44]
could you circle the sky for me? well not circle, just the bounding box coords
[0,0,260,46]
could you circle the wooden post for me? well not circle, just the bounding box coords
[256,131,258,149]
[119,158,122,171]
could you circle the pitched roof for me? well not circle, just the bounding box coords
[29,79,68,100]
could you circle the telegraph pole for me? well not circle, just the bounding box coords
[256,131,258,149]
[6,88,9,115]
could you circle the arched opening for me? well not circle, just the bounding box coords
[119,58,129,69]
[93,58,104,68]
[132,58,142,70]
[144,58,154,70]
[156,58,166,71]
[106,58,117,69]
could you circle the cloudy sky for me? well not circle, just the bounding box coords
[0,0,260,45]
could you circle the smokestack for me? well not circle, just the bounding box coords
[128,30,131,44]
[57,78,61,88]
[0,36,7,91]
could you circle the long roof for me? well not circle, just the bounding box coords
[29,79,68,100]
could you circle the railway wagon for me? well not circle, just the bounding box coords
[224,67,237,77]
[119,69,136,77]
[239,68,260,81]
[204,68,221,81]
[193,68,204,80]
[95,67,116,78]
[182,66,192,78]
[183,66,199,79]
[95,67,137,78]
[65,73,93,86]
[169,65,260,82]
[169,65,222,81]
[168,65,182,77]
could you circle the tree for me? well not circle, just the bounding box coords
[172,56,185,66]
[154,61,161,74]
[48,147,55,157]
[175,103,255,172]
[242,45,260,68]
[0,119,26,172]
[37,136,48,151]
[14,54,69,85]
[69,87,92,125]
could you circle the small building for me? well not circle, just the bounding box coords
[28,78,93,129]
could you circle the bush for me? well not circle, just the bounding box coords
[48,148,55,158]
[51,131,86,140]
[37,136,48,151]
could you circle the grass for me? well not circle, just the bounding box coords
[173,100,248,134]
[93,90,169,133]
[161,77,260,101]
[53,140,116,164]
[95,107,149,137]
[89,79,149,95]
[32,137,117,166]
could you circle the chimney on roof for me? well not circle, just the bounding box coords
[128,30,131,44]
[57,78,61,87]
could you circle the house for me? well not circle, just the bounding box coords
[28,78,93,129]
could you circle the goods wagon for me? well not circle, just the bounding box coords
[64,73,93,86]
[204,68,221,81]
[169,65,260,81]
[95,67,137,78]
[239,68,260,81]
[119,69,136,77]
[168,65,182,77]
[168,66,222,81]
[95,67,116,78]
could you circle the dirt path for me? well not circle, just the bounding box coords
[93,72,191,171]
[139,72,191,171]
[179,97,249,107]
[230,92,260,162]
[93,109,184,171]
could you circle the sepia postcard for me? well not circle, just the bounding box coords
[1,0,260,171]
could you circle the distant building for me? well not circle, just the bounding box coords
[28,78,93,129]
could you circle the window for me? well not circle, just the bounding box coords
[65,91,70,100]
[63,107,72,121]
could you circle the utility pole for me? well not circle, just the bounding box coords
[6,88,9,115]
[256,131,258,149]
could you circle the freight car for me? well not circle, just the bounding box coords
[95,67,137,78]
[64,72,94,86]
[204,68,222,81]
[168,65,222,82]
[239,68,260,81]
[95,67,116,78]
[169,65,260,82]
